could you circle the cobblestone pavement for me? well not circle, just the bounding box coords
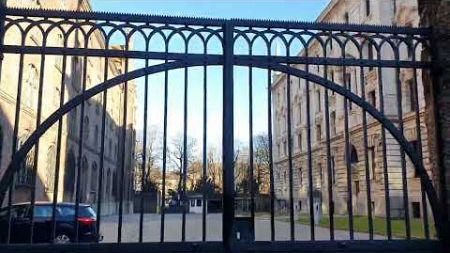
[99,213,385,242]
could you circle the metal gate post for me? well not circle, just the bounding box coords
[222,21,235,252]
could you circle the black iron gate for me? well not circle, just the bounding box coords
[0,5,448,253]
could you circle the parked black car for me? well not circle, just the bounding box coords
[0,202,102,244]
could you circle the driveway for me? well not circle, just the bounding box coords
[99,213,385,242]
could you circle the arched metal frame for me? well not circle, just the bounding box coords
[0,6,448,252]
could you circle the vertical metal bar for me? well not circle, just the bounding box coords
[222,22,235,251]
[51,44,68,242]
[377,49,392,239]
[342,57,354,240]
[29,38,48,243]
[160,43,169,243]
[305,59,315,241]
[395,47,411,239]
[7,36,26,243]
[96,52,109,236]
[139,42,149,243]
[181,52,189,242]
[286,49,295,241]
[75,52,89,243]
[248,47,255,235]
[359,49,373,239]
[202,46,208,242]
[0,1,11,244]
[117,46,129,243]
[322,49,334,240]
[267,66,275,242]
[0,0,5,89]
[412,52,429,239]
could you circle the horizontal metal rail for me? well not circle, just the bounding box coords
[0,240,442,253]
[1,45,432,68]
[4,7,432,35]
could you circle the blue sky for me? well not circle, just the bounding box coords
[90,0,330,153]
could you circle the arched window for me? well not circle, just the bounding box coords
[24,64,38,108]
[45,145,56,192]
[350,145,359,164]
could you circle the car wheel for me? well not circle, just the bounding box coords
[53,233,71,244]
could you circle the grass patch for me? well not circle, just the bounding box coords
[297,215,435,239]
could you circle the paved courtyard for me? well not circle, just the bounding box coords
[99,213,385,242]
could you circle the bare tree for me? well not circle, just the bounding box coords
[254,134,271,194]
[169,135,197,193]
[207,147,222,192]
[187,160,202,190]
[134,127,162,192]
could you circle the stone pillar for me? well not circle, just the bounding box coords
[418,0,450,235]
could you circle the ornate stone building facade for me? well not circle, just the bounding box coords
[272,0,432,219]
[0,0,137,214]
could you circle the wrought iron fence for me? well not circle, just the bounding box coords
[0,5,448,253]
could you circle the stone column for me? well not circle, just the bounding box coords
[418,0,450,235]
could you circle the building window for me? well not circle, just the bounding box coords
[365,0,371,16]
[81,156,89,202]
[345,73,353,110]
[344,12,349,23]
[24,63,38,108]
[407,80,417,113]
[316,89,321,113]
[106,169,111,198]
[297,133,302,151]
[330,111,336,136]
[355,180,360,195]
[369,146,376,180]
[330,71,335,95]
[54,88,61,107]
[350,145,358,164]
[409,140,420,178]
[91,162,98,192]
[316,124,322,142]
[196,199,202,207]
[16,135,34,187]
[83,116,90,140]
[191,200,195,207]
[368,90,376,108]
[297,102,302,125]
[299,167,303,187]
[298,201,302,211]
[319,164,323,187]
[94,125,99,148]
[412,202,421,218]
[45,145,56,192]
